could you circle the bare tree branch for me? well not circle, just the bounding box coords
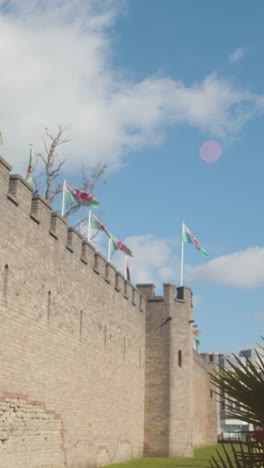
[36,125,71,201]
[35,125,108,227]
[64,162,108,217]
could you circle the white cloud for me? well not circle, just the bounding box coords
[229,47,246,63]
[187,247,264,288]
[110,234,178,286]
[80,225,264,290]
[1,2,264,173]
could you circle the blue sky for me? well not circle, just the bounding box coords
[1,0,264,353]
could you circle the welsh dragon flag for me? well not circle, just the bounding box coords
[66,184,99,208]
[26,147,34,185]
[112,238,133,257]
[183,223,208,256]
[91,214,111,238]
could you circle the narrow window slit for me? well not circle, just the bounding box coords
[3,264,9,302]
[80,310,83,340]
[47,291,51,323]
[178,350,182,367]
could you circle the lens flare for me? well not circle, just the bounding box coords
[199,140,222,163]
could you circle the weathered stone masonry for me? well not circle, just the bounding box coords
[0,155,217,468]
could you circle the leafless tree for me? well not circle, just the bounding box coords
[34,126,108,220]
[36,125,71,204]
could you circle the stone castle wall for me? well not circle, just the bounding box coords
[0,156,146,467]
[140,284,217,459]
[192,351,218,448]
[0,155,217,467]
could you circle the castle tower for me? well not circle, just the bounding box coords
[137,284,193,458]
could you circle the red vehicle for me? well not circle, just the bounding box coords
[252,427,264,440]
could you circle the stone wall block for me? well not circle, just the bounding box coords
[94,252,107,277]
[136,284,155,300]
[105,262,116,285]
[124,281,133,301]
[0,155,12,197]
[163,283,176,302]
[8,174,33,213]
[132,288,140,307]
[81,240,95,265]
[139,294,146,313]
[66,227,83,257]
[31,194,51,227]
[115,272,125,294]
[50,212,68,243]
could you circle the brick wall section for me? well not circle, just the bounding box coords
[0,156,146,468]
[0,394,65,468]
[192,352,210,447]
[201,353,219,446]
[192,352,218,447]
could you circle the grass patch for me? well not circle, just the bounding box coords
[105,444,234,468]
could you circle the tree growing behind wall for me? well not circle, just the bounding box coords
[33,125,108,220]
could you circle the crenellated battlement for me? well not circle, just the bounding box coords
[193,349,209,369]
[0,155,145,314]
[137,282,192,306]
[0,154,217,467]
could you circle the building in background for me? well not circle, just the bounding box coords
[217,348,260,440]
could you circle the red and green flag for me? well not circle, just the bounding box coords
[26,146,34,185]
[66,184,99,208]
[193,329,202,336]
[112,238,133,257]
[91,214,111,238]
[183,223,208,256]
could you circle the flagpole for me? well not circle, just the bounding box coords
[87,210,92,242]
[180,220,185,287]
[61,180,66,216]
[26,144,33,185]
[124,255,127,280]
[107,237,111,262]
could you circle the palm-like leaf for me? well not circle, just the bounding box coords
[210,436,264,467]
[209,340,264,467]
[210,344,264,427]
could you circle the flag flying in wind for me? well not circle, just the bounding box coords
[65,184,99,208]
[192,329,202,336]
[91,214,111,238]
[112,238,133,257]
[183,223,208,256]
[26,146,34,185]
